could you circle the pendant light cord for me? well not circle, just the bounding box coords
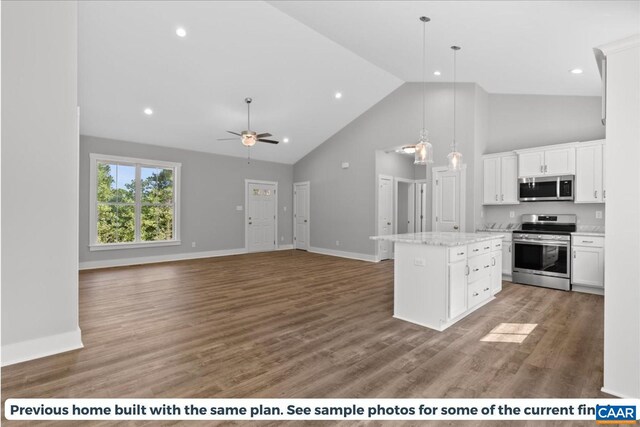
[422,19,426,132]
[453,48,456,150]
[247,101,251,130]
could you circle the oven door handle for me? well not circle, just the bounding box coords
[513,240,568,247]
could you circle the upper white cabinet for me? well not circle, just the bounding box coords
[482,153,519,205]
[575,140,606,203]
[516,146,576,177]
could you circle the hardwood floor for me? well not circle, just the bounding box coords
[2,250,607,426]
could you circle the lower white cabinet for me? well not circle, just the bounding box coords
[448,260,467,319]
[490,241,503,295]
[571,235,604,289]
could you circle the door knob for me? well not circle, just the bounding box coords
[248,222,252,225]
[304,220,307,223]
[453,225,459,230]
[387,222,391,225]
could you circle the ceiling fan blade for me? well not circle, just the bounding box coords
[217,138,238,141]
[256,132,272,138]
[258,139,279,144]
[226,130,242,136]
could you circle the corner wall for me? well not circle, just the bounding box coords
[1,1,81,365]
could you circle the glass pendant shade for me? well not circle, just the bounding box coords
[414,131,433,165]
[242,133,257,147]
[447,150,463,170]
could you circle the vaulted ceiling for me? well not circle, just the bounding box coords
[79,1,639,164]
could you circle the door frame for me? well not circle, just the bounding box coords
[431,166,466,232]
[376,174,394,261]
[245,179,278,252]
[394,177,415,235]
[293,181,310,250]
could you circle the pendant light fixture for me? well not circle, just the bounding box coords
[447,45,463,170]
[414,16,433,165]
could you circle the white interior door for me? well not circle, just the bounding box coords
[415,182,428,232]
[432,167,465,232]
[247,181,277,253]
[294,182,309,250]
[378,175,393,260]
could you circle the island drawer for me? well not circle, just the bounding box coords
[468,253,492,283]
[468,241,492,257]
[448,246,467,263]
[468,277,491,308]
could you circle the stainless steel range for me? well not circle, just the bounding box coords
[512,214,577,291]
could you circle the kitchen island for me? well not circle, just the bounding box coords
[371,232,504,331]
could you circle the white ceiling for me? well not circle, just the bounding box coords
[78,1,402,164]
[79,1,639,164]
[270,1,640,96]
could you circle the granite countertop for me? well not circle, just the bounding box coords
[370,232,504,247]
[572,225,605,236]
[475,222,521,232]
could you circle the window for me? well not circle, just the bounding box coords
[89,154,181,250]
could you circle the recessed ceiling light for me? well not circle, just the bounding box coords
[433,71,441,76]
[176,27,187,38]
[334,92,343,99]
[570,68,583,74]
[144,108,153,115]
[283,137,290,143]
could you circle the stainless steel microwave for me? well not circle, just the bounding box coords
[518,175,574,202]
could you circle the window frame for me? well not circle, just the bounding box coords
[89,153,181,251]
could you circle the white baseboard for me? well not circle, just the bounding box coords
[601,387,638,399]
[308,246,377,262]
[79,248,246,270]
[1,328,83,367]
[277,244,294,250]
[572,285,604,295]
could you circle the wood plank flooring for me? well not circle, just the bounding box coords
[2,250,607,426]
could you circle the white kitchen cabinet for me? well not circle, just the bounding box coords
[502,242,512,276]
[571,235,604,289]
[490,239,503,294]
[482,153,519,205]
[516,145,576,177]
[448,260,467,319]
[575,140,606,203]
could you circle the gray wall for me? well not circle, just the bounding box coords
[80,135,293,264]
[2,1,80,350]
[293,82,479,256]
[482,93,606,227]
[488,94,605,151]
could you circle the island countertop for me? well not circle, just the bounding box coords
[370,232,504,247]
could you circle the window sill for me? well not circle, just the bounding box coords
[89,240,181,251]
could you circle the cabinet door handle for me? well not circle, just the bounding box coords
[484,264,490,269]
[457,252,465,256]
[582,240,594,244]
[484,246,490,250]
[495,194,498,201]
[484,287,490,292]
[501,194,504,201]
[509,246,511,253]
[473,268,480,272]
[473,292,479,297]
[473,248,479,252]
[492,257,496,266]
[604,190,606,199]
[594,190,598,199]
[545,165,548,173]
[465,265,470,276]
[573,250,576,258]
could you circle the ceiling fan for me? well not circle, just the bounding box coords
[218,98,279,147]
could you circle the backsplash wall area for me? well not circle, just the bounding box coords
[483,202,605,227]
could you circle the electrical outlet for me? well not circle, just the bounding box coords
[236,205,243,211]
[283,206,287,212]
[596,211,603,219]
[191,242,196,248]
[509,211,515,218]
[336,240,340,246]
[480,210,484,218]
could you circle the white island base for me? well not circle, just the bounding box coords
[373,233,504,331]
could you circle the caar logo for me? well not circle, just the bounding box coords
[596,405,637,424]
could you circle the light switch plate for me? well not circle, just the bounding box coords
[236,205,243,211]
[414,258,426,267]
[509,211,515,218]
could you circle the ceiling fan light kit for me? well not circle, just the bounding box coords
[218,97,279,151]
